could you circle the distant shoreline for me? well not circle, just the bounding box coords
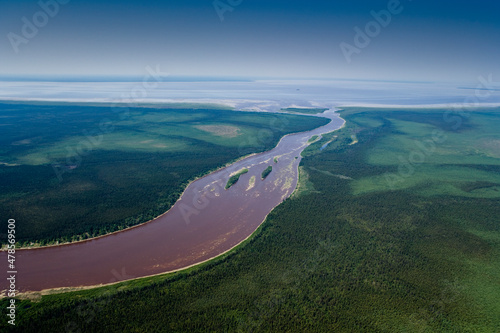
[2,98,500,111]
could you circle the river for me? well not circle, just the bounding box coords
[1,110,345,293]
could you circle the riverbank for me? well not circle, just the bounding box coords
[7,110,345,297]
[1,152,258,252]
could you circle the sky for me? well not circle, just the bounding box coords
[1,0,499,82]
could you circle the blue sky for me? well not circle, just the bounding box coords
[1,0,499,82]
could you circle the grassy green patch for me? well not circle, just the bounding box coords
[225,168,249,189]
[308,135,319,143]
[292,166,319,198]
[347,109,500,197]
[261,166,272,180]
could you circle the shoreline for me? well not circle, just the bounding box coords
[2,98,500,110]
[10,209,271,299]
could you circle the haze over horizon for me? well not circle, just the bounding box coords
[1,0,499,83]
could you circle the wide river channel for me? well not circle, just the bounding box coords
[2,110,344,293]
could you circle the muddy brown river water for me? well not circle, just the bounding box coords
[1,111,344,293]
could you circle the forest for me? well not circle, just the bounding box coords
[261,165,273,179]
[1,107,499,332]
